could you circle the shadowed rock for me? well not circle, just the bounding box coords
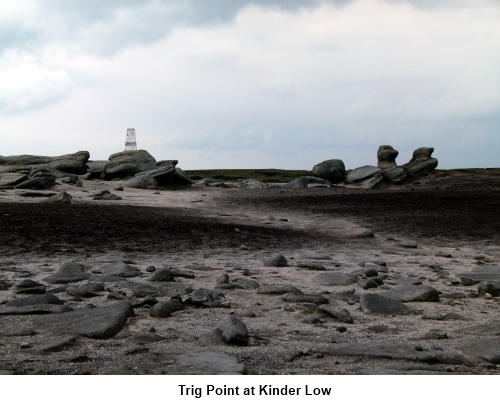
[402,147,438,178]
[43,262,90,285]
[345,166,384,189]
[381,285,439,302]
[313,272,357,286]
[312,159,346,183]
[218,315,249,345]
[360,294,411,315]
[102,150,157,180]
[0,151,89,174]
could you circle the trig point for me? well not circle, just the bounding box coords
[125,128,137,151]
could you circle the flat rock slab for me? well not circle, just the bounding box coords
[297,262,326,270]
[134,350,246,374]
[43,262,90,284]
[462,321,500,336]
[381,284,439,302]
[313,272,357,286]
[257,284,302,295]
[7,293,64,307]
[360,294,411,315]
[317,305,353,323]
[0,304,74,315]
[102,262,142,278]
[457,266,500,284]
[281,293,328,305]
[316,342,470,365]
[15,191,57,197]
[460,338,500,364]
[118,281,181,298]
[235,278,259,289]
[32,301,134,339]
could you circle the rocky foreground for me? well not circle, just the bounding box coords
[0,170,499,375]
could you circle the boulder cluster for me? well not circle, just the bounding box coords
[301,146,438,189]
[0,150,191,191]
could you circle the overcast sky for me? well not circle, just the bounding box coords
[1,0,499,170]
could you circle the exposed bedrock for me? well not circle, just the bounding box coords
[0,151,90,175]
[402,147,438,179]
[312,159,346,183]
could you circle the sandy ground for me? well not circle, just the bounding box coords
[0,171,499,374]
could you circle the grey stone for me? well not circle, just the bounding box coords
[102,262,141,278]
[399,240,418,248]
[172,167,193,185]
[92,191,122,200]
[0,151,89,175]
[316,342,470,365]
[66,283,105,298]
[313,272,357,286]
[345,166,384,189]
[402,147,438,178]
[150,300,184,318]
[317,305,353,323]
[235,278,259,289]
[478,281,499,297]
[381,284,439,302]
[358,278,380,289]
[216,274,229,285]
[43,262,90,285]
[122,174,157,190]
[257,284,302,294]
[360,294,411,315]
[463,321,500,336]
[129,333,167,344]
[33,301,134,339]
[14,175,56,190]
[15,190,57,197]
[281,292,328,305]
[7,293,64,307]
[191,288,225,307]
[457,266,500,285]
[44,191,72,204]
[149,268,174,282]
[30,167,79,180]
[0,173,28,187]
[377,145,399,170]
[218,315,249,345]
[86,160,108,178]
[393,277,422,286]
[14,279,44,289]
[0,305,74,315]
[263,254,288,267]
[282,176,331,189]
[460,337,500,364]
[382,167,407,183]
[102,150,157,180]
[312,159,346,183]
[297,262,326,270]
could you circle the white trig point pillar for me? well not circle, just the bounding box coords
[125,128,137,151]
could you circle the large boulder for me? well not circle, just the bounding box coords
[312,159,346,183]
[0,173,28,187]
[345,166,383,189]
[136,162,177,186]
[402,147,438,178]
[102,150,157,180]
[122,174,157,190]
[0,151,89,175]
[377,145,398,170]
[86,160,108,179]
[13,174,56,190]
[29,167,78,180]
[172,167,193,185]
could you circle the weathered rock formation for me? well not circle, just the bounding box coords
[282,176,331,189]
[0,151,89,175]
[345,165,384,189]
[312,159,346,183]
[402,147,438,178]
[102,150,157,180]
[377,145,407,183]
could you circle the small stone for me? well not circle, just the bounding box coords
[150,300,183,318]
[263,254,288,267]
[218,315,249,345]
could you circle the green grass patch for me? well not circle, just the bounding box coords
[184,168,312,183]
